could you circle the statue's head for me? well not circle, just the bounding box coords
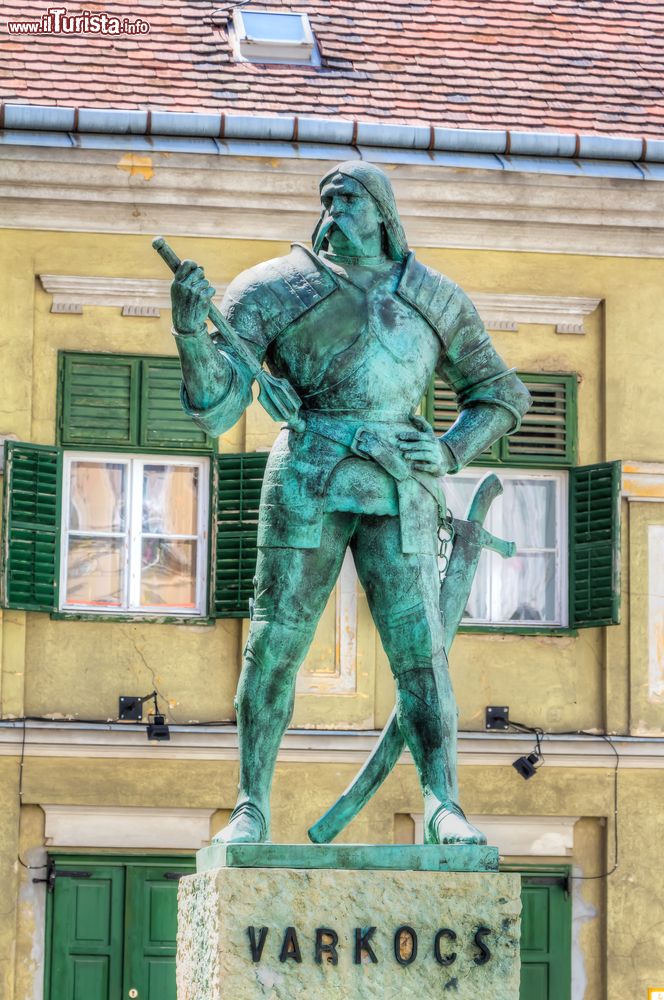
[312,161,409,261]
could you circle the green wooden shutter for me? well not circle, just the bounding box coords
[59,351,213,453]
[123,864,194,1000]
[49,862,125,1000]
[213,452,268,618]
[424,372,577,468]
[139,358,213,453]
[569,461,621,628]
[59,353,140,447]
[519,872,571,1000]
[503,374,577,467]
[1,441,61,612]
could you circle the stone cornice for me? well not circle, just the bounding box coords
[39,274,177,316]
[468,293,600,334]
[622,461,664,503]
[0,722,661,768]
[3,144,664,257]
[39,273,601,334]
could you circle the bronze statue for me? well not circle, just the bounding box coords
[157,161,530,847]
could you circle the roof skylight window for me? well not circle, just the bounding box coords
[232,8,317,64]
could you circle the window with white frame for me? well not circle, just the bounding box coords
[231,8,317,64]
[444,468,568,627]
[60,453,209,616]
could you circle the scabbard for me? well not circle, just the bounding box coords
[309,474,510,845]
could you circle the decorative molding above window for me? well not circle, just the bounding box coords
[39,275,600,333]
[410,814,579,857]
[469,292,601,334]
[42,804,214,849]
[39,274,226,317]
[622,460,664,502]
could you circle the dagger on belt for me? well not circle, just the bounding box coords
[308,472,516,845]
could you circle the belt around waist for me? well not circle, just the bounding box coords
[302,410,417,443]
[300,410,446,520]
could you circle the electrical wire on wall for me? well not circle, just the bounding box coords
[5,712,633,881]
[508,719,620,881]
[17,717,46,872]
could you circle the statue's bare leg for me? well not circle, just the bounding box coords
[352,513,486,845]
[214,512,357,844]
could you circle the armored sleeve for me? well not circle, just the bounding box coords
[174,269,272,438]
[436,288,531,471]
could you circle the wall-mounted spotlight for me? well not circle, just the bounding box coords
[119,690,170,742]
[485,707,546,780]
[512,751,543,780]
[511,722,544,780]
[147,713,170,742]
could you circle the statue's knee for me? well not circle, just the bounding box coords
[243,618,313,676]
[379,605,444,666]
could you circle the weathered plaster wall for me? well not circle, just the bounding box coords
[628,502,664,734]
[0,228,638,731]
[607,769,664,999]
[0,757,20,1000]
[1,225,663,1000]
[9,754,661,999]
[15,806,47,1000]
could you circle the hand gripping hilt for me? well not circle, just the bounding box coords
[152,237,305,432]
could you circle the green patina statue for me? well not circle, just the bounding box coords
[158,162,530,847]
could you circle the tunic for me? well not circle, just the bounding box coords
[177,244,531,553]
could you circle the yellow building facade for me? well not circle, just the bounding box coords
[1,132,664,1000]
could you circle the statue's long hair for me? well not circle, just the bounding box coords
[311,161,409,261]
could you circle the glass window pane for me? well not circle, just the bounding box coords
[498,552,557,623]
[140,540,197,608]
[65,537,124,607]
[69,462,125,532]
[463,549,491,621]
[444,474,490,621]
[501,478,557,549]
[242,12,306,41]
[142,465,198,536]
[444,473,482,521]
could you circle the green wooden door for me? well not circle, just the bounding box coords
[123,865,191,1000]
[49,864,125,1000]
[47,857,194,1000]
[519,871,572,1000]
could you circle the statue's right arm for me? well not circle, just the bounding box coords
[171,260,267,437]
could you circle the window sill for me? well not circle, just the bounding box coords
[458,625,578,637]
[50,612,216,626]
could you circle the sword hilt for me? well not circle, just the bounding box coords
[478,527,516,560]
[454,472,516,558]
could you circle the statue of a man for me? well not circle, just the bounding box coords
[170,162,530,846]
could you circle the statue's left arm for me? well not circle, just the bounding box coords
[436,289,532,472]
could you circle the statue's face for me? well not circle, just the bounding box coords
[319,174,383,255]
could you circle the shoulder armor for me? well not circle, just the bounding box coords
[222,244,339,342]
[396,253,461,350]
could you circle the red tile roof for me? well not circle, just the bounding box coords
[2,0,664,136]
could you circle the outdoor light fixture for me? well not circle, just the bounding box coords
[483,705,545,778]
[118,690,170,742]
[510,723,545,780]
[147,713,171,742]
[512,751,543,780]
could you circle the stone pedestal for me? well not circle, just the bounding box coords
[177,845,521,999]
